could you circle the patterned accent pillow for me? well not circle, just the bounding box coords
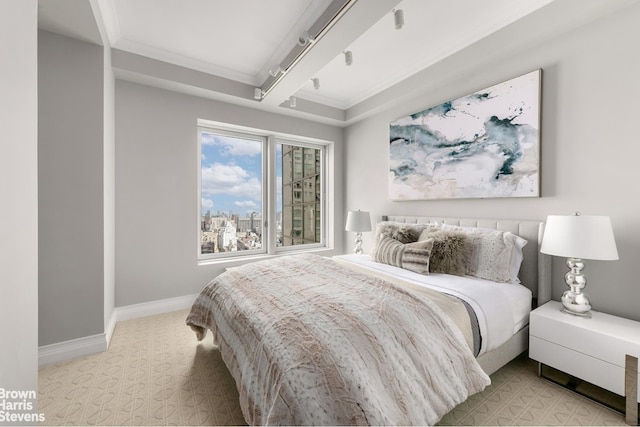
[372,236,434,275]
[418,229,470,276]
[464,229,515,283]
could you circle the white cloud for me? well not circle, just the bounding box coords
[234,200,257,209]
[201,198,214,211]
[202,134,262,157]
[201,163,261,200]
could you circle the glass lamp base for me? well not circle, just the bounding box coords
[560,257,592,318]
[561,289,592,318]
[560,306,592,318]
[353,232,363,255]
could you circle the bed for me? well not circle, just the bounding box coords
[186,215,551,425]
[370,216,551,375]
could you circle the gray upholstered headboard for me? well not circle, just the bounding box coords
[382,215,552,307]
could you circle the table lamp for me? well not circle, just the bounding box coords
[540,212,619,317]
[345,210,371,254]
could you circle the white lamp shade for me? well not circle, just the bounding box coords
[541,215,619,260]
[345,210,371,232]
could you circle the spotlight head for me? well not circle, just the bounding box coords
[394,9,404,29]
[289,96,297,108]
[254,87,262,100]
[312,78,320,90]
[344,50,353,66]
[297,31,310,46]
[269,65,283,77]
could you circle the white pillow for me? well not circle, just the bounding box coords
[508,234,528,284]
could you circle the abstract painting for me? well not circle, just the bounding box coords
[389,70,541,200]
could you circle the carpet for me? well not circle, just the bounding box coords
[38,309,626,426]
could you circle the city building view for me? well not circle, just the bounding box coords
[200,142,322,255]
[200,211,263,253]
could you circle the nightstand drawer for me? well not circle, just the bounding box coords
[530,336,632,397]
[530,303,640,370]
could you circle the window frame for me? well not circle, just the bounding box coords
[275,137,326,254]
[197,121,330,263]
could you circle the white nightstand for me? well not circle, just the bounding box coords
[530,300,640,425]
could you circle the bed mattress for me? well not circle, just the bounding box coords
[333,254,532,355]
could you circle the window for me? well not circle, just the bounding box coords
[198,123,327,261]
[279,144,322,246]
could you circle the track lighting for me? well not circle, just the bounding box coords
[289,96,297,108]
[394,9,404,29]
[254,88,263,100]
[344,50,353,66]
[258,0,358,102]
[312,78,320,90]
[297,31,313,47]
[269,65,283,77]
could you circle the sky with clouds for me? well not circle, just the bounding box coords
[200,132,282,217]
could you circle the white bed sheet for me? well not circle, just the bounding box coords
[332,254,532,355]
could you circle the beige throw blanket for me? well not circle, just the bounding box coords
[187,254,490,425]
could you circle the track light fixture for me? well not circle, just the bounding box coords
[344,50,353,66]
[254,88,263,100]
[269,65,283,77]
[393,9,404,29]
[312,78,320,90]
[259,0,358,102]
[289,96,297,108]
[297,31,314,47]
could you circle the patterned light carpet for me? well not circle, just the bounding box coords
[38,309,627,426]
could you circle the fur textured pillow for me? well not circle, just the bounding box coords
[370,221,428,256]
[375,221,424,243]
[372,236,434,275]
[441,224,528,283]
[418,229,470,276]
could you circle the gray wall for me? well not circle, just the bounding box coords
[38,31,105,345]
[0,0,38,393]
[344,3,640,321]
[115,81,345,306]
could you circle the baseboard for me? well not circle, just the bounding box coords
[40,293,199,367]
[114,293,198,323]
[105,308,117,347]
[39,333,107,367]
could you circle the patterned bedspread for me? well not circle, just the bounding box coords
[186,253,490,425]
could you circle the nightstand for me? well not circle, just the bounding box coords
[530,300,640,425]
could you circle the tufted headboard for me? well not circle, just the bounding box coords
[382,215,552,307]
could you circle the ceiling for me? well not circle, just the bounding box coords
[38,0,638,126]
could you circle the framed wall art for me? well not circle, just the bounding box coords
[389,69,541,200]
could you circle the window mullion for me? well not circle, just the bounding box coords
[266,136,277,255]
